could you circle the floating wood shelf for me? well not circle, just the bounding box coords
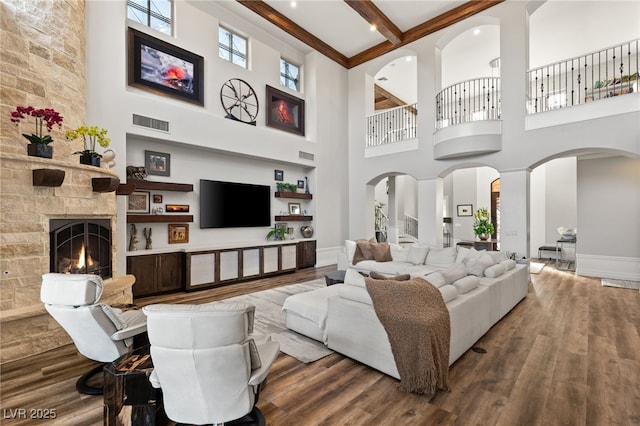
[127,214,193,223]
[275,215,313,222]
[32,168,65,187]
[127,179,193,192]
[275,192,313,200]
[92,177,121,192]
[116,183,136,195]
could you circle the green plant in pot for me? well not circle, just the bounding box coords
[276,182,298,193]
[473,207,495,240]
[265,226,287,241]
[10,105,64,159]
[66,125,111,167]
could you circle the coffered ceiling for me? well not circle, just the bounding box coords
[212,0,504,69]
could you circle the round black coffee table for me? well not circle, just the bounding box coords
[324,270,346,286]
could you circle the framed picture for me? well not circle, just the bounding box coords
[127,191,150,213]
[274,169,284,181]
[457,204,473,217]
[128,27,204,105]
[266,85,305,136]
[168,224,189,244]
[289,202,301,215]
[166,204,190,213]
[297,179,305,189]
[153,194,163,204]
[145,150,171,176]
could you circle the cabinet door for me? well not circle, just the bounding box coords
[280,245,298,271]
[297,240,317,269]
[157,253,184,293]
[127,255,157,298]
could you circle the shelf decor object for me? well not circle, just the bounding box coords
[128,27,204,105]
[10,105,63,159]
[92,177,121,193]
[145,150,170,177]
[266,85,305,136]
[32,169,65,187]
[127,191,150,214]
[220,78,259,125]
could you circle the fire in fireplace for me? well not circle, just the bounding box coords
[50,219,112,278]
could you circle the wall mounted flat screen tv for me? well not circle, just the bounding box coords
[200,179,271,228]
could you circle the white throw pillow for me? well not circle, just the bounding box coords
[439,285,459,303]
[466,253,495,277]
[426,247,457,268]
[452,275,480,293]
[424,271,446,288]
[488,251,508,263]
[455,246,471,264]
[345,240,357,264]
[408,246,429,265]
[441,263,468,285]
[390,244,410,262]
[344,268,366,287]
[500,259,516,271]
[484,263,507,278]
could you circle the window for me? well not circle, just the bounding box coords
[280,59,300,91]
[219,27,247,68]
[127,0,172,35]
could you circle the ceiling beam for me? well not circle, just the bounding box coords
[236,0,349,68]
[344,0,403,46]
[348,0,504,68]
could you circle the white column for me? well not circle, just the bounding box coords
[387,176,398,243]
[417,177,444,247]
[499,169,530,259]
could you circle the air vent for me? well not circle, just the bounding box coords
[298,151,314,161]
[132,114,170,132]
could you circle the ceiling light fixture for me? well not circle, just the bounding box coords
[473,28,480,36]
[406,57,412,62]
[290,1,296,7]
[370,24,377,32]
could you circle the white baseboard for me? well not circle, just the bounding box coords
[315,246,340,268]
[576,254,640,281]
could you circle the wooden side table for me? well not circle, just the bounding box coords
[103,346,168,426]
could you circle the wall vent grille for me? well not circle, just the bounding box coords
[132,114,170,132]
[298,151,314,160]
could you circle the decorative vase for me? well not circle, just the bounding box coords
[477,233,489,241]
[27,143,53,159]
[80,154,100,167]
[300,225,314,238]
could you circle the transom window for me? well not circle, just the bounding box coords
[219,27,248,68]
[127,0,172,35]
[280,59,300,91]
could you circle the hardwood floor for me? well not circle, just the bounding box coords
[1,264,639,425]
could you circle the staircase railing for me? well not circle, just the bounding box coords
[366,104,417,147]
[527,38,639,113]
[435,77,501,129]
[404,214,418,240]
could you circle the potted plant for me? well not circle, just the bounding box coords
[276,182,298,193]
[266,226,288,241]
[374,201,387,242]
[9,105,64,158]
[473,207,495,240]
[66,125,111,167]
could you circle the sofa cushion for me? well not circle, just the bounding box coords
[344,268,367,288]
[451,275,480,293]
[466,253,495,277]
[407,246,429,265]
[439,285,459,303]
[371,242,393,262]
[426,247,457,268]
[390,244,410,262]
[488,251,509,263]
[484,263,507,278]
[353,240,375,264]
[369,261,411,275]
[441,263,468,284]
[455,246,472,264]
[423,271,446,288]
[369,271,411,281]
[500,259,516,270]
[339,284,373,305]
[345,240,357,264]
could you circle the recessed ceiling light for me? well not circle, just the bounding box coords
[473,28,480,36]
[405,57,412,62]
[291,1,296,7]
[370,24,377,31]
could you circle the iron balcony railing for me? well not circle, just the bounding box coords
[366,103,417,148]
[404,214,418,240]
[435,77,501,129]
[528,38,639,113]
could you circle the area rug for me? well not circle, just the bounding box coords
[221,279,334,363]
[601,278,640,290]
[530,262,545,274]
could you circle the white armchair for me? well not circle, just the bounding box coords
[40,273,147,395]
[142,302,280,425]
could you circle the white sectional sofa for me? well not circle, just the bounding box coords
[283,240,530,380]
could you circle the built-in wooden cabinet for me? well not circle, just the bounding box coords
[297,240,317,269]
[127,252,184,298]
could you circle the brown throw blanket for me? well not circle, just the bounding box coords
[365,276,450,397]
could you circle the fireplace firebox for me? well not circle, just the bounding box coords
[50,219,112,278]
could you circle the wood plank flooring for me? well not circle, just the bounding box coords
[1,263,639,425]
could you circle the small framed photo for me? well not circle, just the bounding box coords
[457,204,473,217]
[145,150,171,176]
[153,194,163,204]
[274,169,284,181]
[289,202,301,215]
[166,204,190,213]
[127,191,150,213]
[168,224,189,244]
[297,179,305,189]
